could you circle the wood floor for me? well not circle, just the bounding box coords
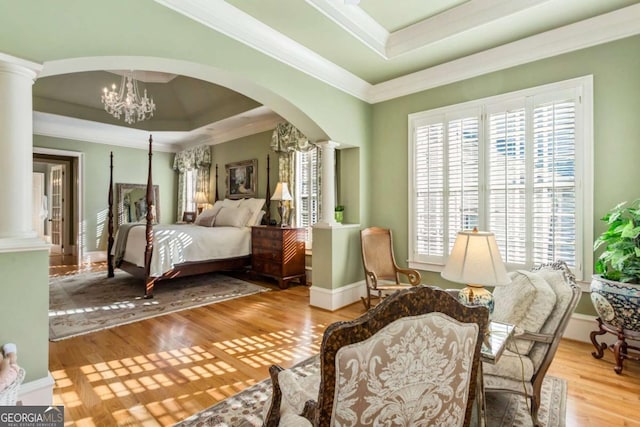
[48,260,640,427]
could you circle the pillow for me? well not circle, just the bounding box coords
[194,202,223,227]
[253,210,265,226]
[213,206,251,228]
[494,270,557,355]
[239,198,266,226]
[492,271,536,328]
[221,198,242,208]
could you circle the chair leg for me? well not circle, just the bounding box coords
[530,394,541,427]
[361,287,371,310]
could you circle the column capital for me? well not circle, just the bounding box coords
[315,140,340,150]
[0,52,42,80]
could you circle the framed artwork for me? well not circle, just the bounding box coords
[182,211,196,223]
[226,159,258,199]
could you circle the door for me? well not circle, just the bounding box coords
[50,164,65,254]
[32,172,46,239]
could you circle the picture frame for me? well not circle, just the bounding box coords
[226,159,258,199]
[182,211,196,223]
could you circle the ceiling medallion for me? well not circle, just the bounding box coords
[101,72,156,124]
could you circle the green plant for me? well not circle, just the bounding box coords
[594,200,640,283]
[335,205,344,212]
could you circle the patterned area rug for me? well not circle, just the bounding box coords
[177,355,566,427]
[49,270,269,341]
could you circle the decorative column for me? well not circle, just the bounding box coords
[315,140,340,227]
[0,54,45,250]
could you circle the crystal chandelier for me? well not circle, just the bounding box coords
[101,72,156,124]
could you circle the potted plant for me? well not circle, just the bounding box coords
[334,205,344,223]
[591,200,640,356]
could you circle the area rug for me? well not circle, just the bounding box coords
[177,355,566,427]
[49,270,269,341]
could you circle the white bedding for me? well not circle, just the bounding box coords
[120,224,251,277]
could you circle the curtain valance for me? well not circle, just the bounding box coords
[172,145,212,172]
[271,122,315,153]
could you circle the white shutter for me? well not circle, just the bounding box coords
[487,107,527,265]
[296,148,319,243]
[414,120,445,258]
[531,98,576,268]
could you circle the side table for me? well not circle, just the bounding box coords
[251,226,306,289]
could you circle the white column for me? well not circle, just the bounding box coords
[0,54,46,251]
[315,140,340,228]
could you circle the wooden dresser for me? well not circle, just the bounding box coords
[251,226,306,289]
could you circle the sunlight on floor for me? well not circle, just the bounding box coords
[52,323,328,426]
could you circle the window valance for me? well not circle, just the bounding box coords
[271,122,315,153]
[172,145,212,172]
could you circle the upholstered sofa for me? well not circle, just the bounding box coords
[483,261,580,426]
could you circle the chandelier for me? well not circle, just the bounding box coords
[101,72,156,124]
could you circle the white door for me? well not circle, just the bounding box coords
[50,164,65,254]
[32,172,46,239]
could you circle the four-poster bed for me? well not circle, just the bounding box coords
[107,135,272,298]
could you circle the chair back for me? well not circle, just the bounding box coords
[314,285,488,427]
[361,227,398,283]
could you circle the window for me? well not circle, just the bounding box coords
[184,169,197,212]
[409,77,593,281]
[296,148,319,245]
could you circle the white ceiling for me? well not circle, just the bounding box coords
[33,0,640,151]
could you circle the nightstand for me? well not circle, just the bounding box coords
[251,226,306,289]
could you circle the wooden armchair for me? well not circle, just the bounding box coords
[360,227,421,309]
[264,285,489,427]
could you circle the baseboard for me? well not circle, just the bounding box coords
[563,313,596,343]
[18,372,55,405]
[309,281,366,311]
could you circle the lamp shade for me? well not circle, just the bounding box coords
[441,229,510,287]
[194,191,208,204]
[271,182,293,201]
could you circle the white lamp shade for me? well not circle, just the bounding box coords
[441,229,510,287]
[271,182,293,201]
[194,191,208,204]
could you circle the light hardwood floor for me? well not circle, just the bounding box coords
[48,262,640,426]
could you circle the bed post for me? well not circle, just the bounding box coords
[144,135,155,298]
[215,164,219,202]
[264,154,271,224]
[107,151,115,278]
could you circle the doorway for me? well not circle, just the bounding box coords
[33,148,83,266]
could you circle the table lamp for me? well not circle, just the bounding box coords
[441,228,510,314]
[194,191,208,215]
[270,182,293,227]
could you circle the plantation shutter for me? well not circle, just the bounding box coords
[413,110,480,263]
[297,148,319,242]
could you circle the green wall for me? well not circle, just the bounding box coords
[0,250,49,382]
[370,35,640,315]
[34,136,177,252]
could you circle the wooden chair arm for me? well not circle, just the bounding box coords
[365,271,379,289]
[396,267,421,285]
[301,400,318,423]
[263,365,285,427]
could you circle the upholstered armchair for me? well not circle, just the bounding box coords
[483,261,580,426]
[263,285,489,427]
[360,227,421,309]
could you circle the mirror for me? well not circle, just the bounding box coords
[116,183,160,226]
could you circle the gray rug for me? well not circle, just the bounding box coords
[177,355,566,427]
[49,270,269,341]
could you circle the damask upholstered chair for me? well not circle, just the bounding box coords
[483,261,580,426]
[359,227,421,309]
[263,285,489,427]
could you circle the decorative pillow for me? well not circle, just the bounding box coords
[239,198,266,226]
[502,270,557,355]
[194,202,223,227]
[254,210,265,226]
[213,206,251,228]
[491,271,537,328]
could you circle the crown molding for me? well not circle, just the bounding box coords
[154,0,371,101]
[369,3,640,103]
[155,1,640,105]
[33,112,182,152]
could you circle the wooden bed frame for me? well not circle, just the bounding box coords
[107,135,271,298]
